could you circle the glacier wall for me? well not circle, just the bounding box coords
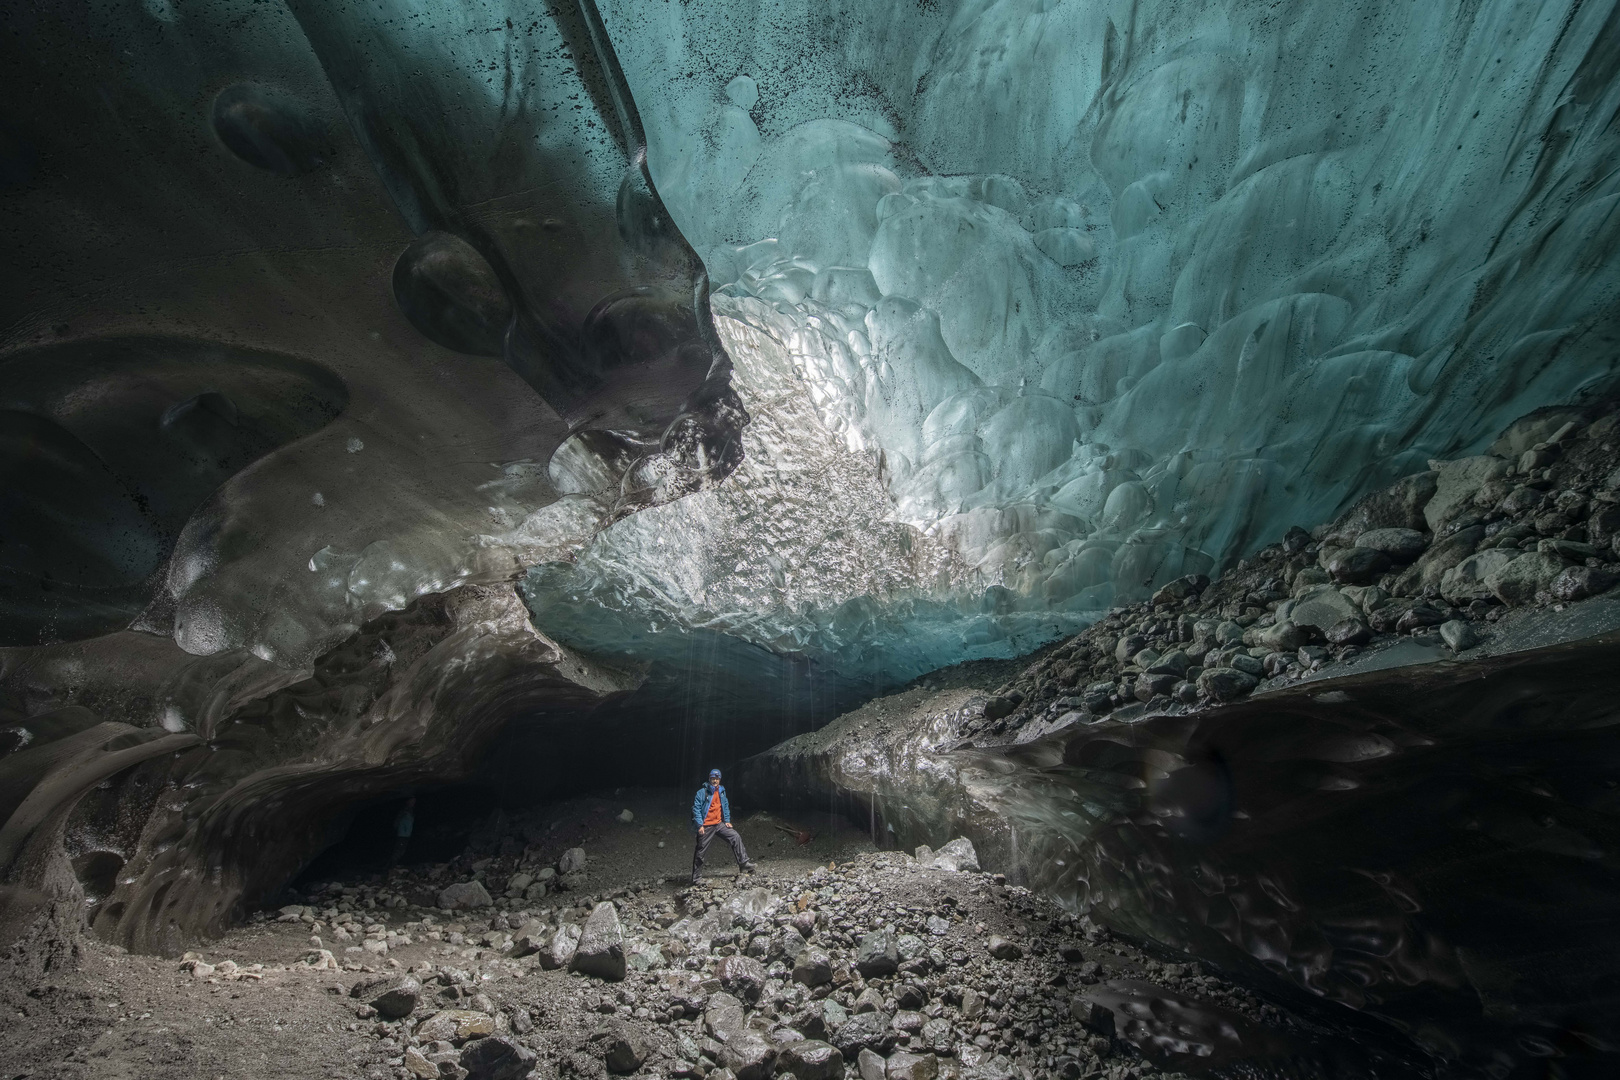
[519,0,1620,682]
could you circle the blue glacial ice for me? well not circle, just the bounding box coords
[522,0,1620,684]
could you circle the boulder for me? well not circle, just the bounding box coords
[1392,522,1481,593]
[572,902,627,981]
[855,929,899,977]
[1255,620,1310,650]
[886,1051,941,1080]
[437,881,494,910]
[986,935,1022,960]
[793,946,834,988]
[1425,456,1510,532]
[1439,620,1479,651]
[1486,550,1566,605]
[417,1009,496,1044]
[1323,546,1391,584]
[776,1040,845,1080]
[1550,565,1618,601]
[704,992,749,1042]
[1439,549,1518,604]
[1355,527,1428,563]
[1278,585,1360,632]
[557,847,587,874]
[719,1032,777,1080]
[509,920,549,958]
[603,1020,649,1074]
[541,923,581,970]
[831,1011,897,1057]
[716,953,767,1003]
[351,974,420,1019]
[857,1049,886,1080]
[460,1035,537,1080]
[1330,471,1437,538]
[1198,667,1257,701]
[1324,618,1371,647]
[924,837,979,873]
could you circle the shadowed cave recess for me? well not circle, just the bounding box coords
[3,0,1620,1077]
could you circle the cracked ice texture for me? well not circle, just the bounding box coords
[534,0,1620,676]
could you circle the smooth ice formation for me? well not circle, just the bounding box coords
[523,0,1619,682]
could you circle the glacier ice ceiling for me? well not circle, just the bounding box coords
[2,0,1620,1070]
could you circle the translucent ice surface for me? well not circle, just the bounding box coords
[524,0,1620,681]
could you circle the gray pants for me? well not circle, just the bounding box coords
[692,825,749,881]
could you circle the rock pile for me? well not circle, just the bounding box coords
[966,402,1620,739]
[272,840,1301,1079]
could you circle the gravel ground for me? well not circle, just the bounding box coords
[1,788,1355,1080]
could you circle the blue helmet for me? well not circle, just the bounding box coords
[709,768,722,780]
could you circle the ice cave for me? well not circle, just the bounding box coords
[3,1,1620,1077]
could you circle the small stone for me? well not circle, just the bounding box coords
[616,809,634,823]
[437,881,493,911]
[557,847,587,874]
[981,695,1017,721]
[403,1047,439,1080]
[857,1048,886,1080]
[776,1039,845,1080]
[603,1020,650,1074]
[986,935,1022,960]
[1071,998,1116,1039]
[705,992,749,1043]
[509,920,549,958]
[853,987,884,1014]
[572,902,627,982]
[959,987,986,1020]
[460,1035,537,1080]
[894,983,927,1010]
[1439,620,1479,651]
[352,975,420,1019]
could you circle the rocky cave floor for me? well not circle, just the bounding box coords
[2,790,1306,1080]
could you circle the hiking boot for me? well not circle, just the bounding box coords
[740,861,757,874]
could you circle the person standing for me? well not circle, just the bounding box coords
[690,769,754,885]
[390,796,416,867]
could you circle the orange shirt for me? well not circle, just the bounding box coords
[703,788,724,827]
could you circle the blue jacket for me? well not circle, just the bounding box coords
[692,784,731,831]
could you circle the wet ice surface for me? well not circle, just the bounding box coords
[523,0,1620,686]
[746,633,1620,1077]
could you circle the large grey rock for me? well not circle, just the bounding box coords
[1198,667,1257,701]
[572,901,627,981]
[857,1048,886,1080]
[509,920,548,958]
[1330,470,1437,538]
[1356,527,1428,563]
[437,881,494,910]
[705,991,748,1042]
[1440,550,1518,604]
[557,847,587,874]
[603,1020,649,1074]
[1322,546,1390,584]
[1486,551,1566,605]
[776,1040,844,1080]
[716,953,767,1003]
[1425,456,1510,532]
[1395,525,1486,594]
[886,1052,940,1080]
[793,946,834,988]
[719,1032,777,1080]
[1550,565,1618,601]
[855,929,899,977]
[1439,620,1479,651]
[352,974,420,1019]
[986,934,1022,960]
[831,1011,897,1057]
[1278,585,1359,631]
[922,837,979,872]
[540,922,581,970]
[460,1035,537,1080]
